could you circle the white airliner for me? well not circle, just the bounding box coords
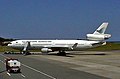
[8,22,111,55]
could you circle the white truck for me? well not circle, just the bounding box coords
[5,58,21,73]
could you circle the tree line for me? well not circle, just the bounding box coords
[0,37,14,46]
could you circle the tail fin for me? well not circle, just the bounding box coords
[87,22,111,41]
[93,22,108,34]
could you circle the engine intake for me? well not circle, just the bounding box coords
[41,48,52,53]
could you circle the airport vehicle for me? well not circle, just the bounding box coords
[7,22,111,55]
[5,58,21,73]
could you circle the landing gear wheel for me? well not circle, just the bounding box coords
[22,51,31,55]
[57,51,66,56]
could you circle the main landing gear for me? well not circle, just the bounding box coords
[22,51,31,55]
[57,50,66,56]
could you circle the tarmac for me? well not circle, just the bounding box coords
[0,51,120,79]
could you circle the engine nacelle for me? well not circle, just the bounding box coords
[41,48,52,53]
[87,34,111,41]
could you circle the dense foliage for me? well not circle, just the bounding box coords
[0,37,14,46]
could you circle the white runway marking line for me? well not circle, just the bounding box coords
[0,60,4,63]
[21,74,26,78]
[7,72,11,76]
[0,59,5,65]
[22,63,56,79]
[0,54,9,58]
[0,54,56,79]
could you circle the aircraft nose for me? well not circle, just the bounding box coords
[7,44,11,46]
[7,43,13,47]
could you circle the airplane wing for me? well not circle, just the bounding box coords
[22,42,78,54]
[42,43,78,51]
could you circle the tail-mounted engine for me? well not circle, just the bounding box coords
[87,34,111,41]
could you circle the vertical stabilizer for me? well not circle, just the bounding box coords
[93,22,108,34]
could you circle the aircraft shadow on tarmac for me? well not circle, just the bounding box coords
[48,52,107,56]
[3,52,107,57]
[3,52,74,57]
[27,53,74,57]
[70,53,107,55]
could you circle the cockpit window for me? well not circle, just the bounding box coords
[9,43,12,44]
[16,42,18,43]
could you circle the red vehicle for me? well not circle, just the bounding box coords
[5,58,21,73]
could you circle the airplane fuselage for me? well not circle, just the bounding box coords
[8,40,102,52]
